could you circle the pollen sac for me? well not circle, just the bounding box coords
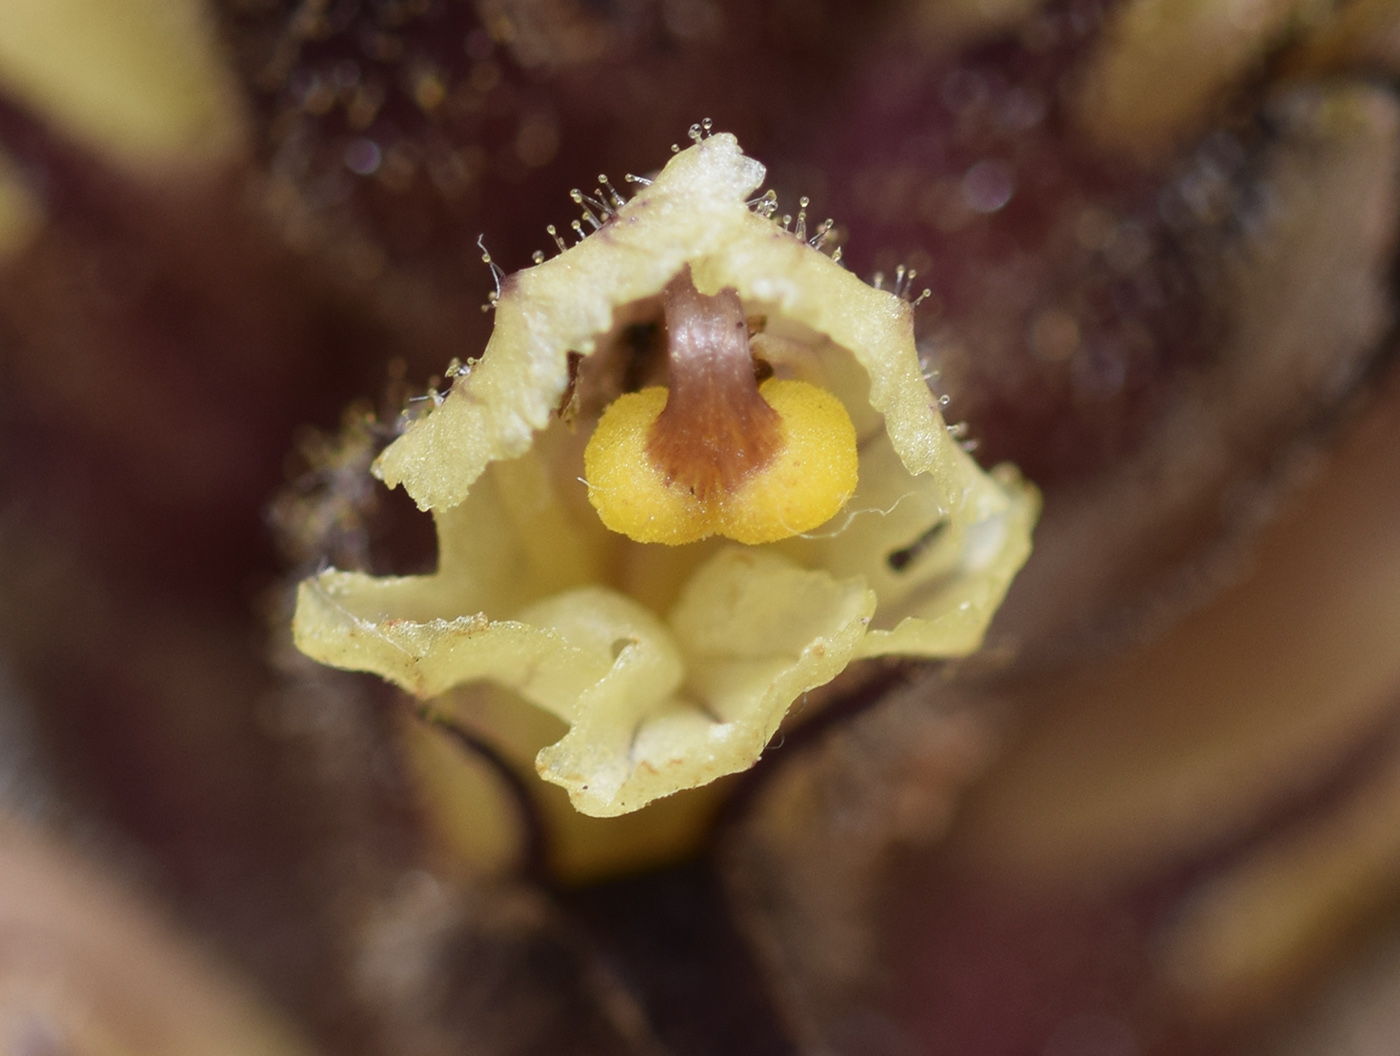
[586,378,859,545]
[583,268,860,545]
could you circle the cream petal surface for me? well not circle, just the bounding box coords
[814,431,1038,657]
[549,548,877,816]
[297,545,878,816]
[377,135,766,511]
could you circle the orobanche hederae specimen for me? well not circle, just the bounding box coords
[293,129,1038,819]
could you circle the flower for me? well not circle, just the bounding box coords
[292,130,1038,819]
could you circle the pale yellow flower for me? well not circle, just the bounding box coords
[292,131,1038,819]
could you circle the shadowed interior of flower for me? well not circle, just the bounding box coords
[291,131,1039,822]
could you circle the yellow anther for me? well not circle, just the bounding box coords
[584,377,858,545]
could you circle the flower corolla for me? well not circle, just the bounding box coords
[292,132,1038,818]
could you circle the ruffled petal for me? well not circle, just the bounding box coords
[547,547,876,815]
[376,134,767,511]
[812,429,1040,658]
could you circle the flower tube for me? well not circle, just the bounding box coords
[293,130,1038,819]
